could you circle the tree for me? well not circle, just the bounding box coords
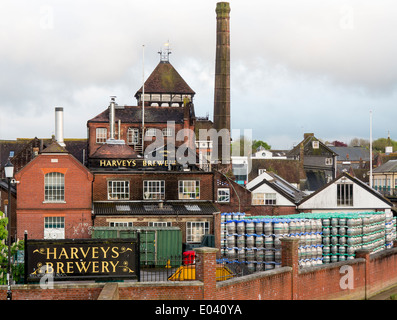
[348,138,369,148]
[231,137,272,156]
[252,140,271,152]
[0,212,24,285]
[348,137,397,152]
[372,138,397,152]
[231,136,252,156]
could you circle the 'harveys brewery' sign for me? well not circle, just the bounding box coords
[96,159,177,168]
[25,239,139,282]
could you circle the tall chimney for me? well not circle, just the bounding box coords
[55,107,66,147]
[214,2,231,163]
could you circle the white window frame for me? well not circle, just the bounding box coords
[258,169,266,175]
[252,193,264,205]
[127,128,139,145]
[252,193,276,205]
[96,127,107,143]
[178,180,200,199]
[149,221,172,227]
[44,172,65,202]
[325,158,333,166]
[44,217,65,239]
[109,221,133,227]
[162,128,173,137]
[265,193,277,205]
[108,180,130,200]
[186,221,209,243]
[217,188,230,203]
[143,180,165,200]
[145,128,158,137]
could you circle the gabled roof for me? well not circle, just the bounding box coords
[287,133,337,157]
[134,61,195,96]
[248,158,304,184]
[41,138,68,154]
[247,171,307,204]
[87,105,186,124]
[298,171,393,207]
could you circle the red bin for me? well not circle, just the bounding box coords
[183,251,195,265]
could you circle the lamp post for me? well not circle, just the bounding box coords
[4,159,14,300]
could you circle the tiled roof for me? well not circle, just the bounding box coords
[329,146,369,161]
[93,201,219,216]
[373,159,397,173]
[90,141,138,159]
[287,134,337,157]
[135,61,195,96]
[248,159,304,184]
[87,105,185,124]
[41,138,68,153]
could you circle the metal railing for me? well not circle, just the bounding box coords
[139,256,182,282]
[138,257,249,282]
[374,186,397,197]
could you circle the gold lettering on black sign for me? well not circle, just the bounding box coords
[26,240,138,281]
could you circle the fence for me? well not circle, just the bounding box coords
[139,255,182,282]
[374,186,397,197]
[138,256,248,282]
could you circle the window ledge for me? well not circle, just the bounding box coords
[43,201,66,204]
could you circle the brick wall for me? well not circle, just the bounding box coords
[93,171,214,201]
[248,206,298,216]
[3,241,397,300]
[87,122,188,157]
[15,153,93,239]
[18,209,92,239]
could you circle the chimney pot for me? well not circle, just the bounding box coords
[55,107,66,147]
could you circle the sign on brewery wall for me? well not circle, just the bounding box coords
[25,239,139,282]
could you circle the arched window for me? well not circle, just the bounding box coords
[44,172,65,202]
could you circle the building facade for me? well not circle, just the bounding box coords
[15,139,93,240]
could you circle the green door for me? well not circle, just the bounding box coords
[119,230,156,266]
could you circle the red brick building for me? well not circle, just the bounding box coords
[12,54,248,246]
[86,58,196,158]
[15,139,93,240]
[88,136,219,245]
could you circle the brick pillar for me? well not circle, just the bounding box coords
[213,213,221,259]
[355,249,371,300]
[281,237,299,300]
[194,247,219,300]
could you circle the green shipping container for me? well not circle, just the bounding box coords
[91,226,182,267]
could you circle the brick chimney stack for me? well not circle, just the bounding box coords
[213,2,231,163]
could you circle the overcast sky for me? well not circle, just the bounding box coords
[1,0,396,150]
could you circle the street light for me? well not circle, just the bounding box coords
[4,158,14,300]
